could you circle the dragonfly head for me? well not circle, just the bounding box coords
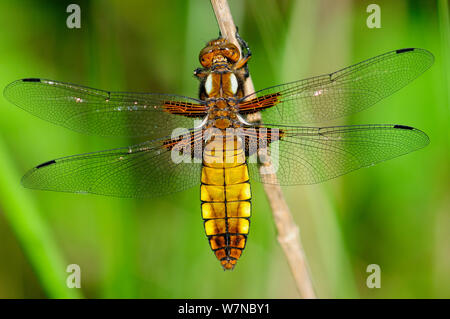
[199,38,240,68]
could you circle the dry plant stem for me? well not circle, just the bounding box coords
[210,0,316,299]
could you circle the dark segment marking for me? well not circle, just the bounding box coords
[36,160,56,169]
[22,78,41,82]
[396,48,414,54]
[394,125,414,130]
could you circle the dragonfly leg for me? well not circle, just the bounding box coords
[194,67,209,79]
[235,27,252,58]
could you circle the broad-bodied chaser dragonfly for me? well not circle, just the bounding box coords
[4,34,433,270]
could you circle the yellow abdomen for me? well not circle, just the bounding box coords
[200,132,251,270]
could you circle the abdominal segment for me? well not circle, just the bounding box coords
[200,133,251,270]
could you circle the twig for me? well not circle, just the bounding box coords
[210,0,316,299]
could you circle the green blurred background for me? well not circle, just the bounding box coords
[0,0,448,298]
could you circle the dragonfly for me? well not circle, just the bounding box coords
[4,34,433,270]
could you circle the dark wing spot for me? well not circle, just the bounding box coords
[394,124,414,130]
[22,78,41,82]
[36,160,56,169]
[396,48,415,54]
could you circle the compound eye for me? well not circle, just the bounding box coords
[200,52,213,67]
[222,44,240,63]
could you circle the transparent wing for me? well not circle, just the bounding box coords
[246,124,429,185]
[240,48,434,125]
[21,133,203,198]
[4,78,206,138]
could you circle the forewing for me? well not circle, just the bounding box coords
[4,78,206,138]
[246,124,429,185]
[239,48,434,125]
[21,133,203,198]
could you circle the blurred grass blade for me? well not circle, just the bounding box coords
[0,139,83,298]
[279,0,358,298]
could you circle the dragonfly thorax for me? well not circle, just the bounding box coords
[205,102,241,129]
[202,67,243,129]
[204,72,240,98]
